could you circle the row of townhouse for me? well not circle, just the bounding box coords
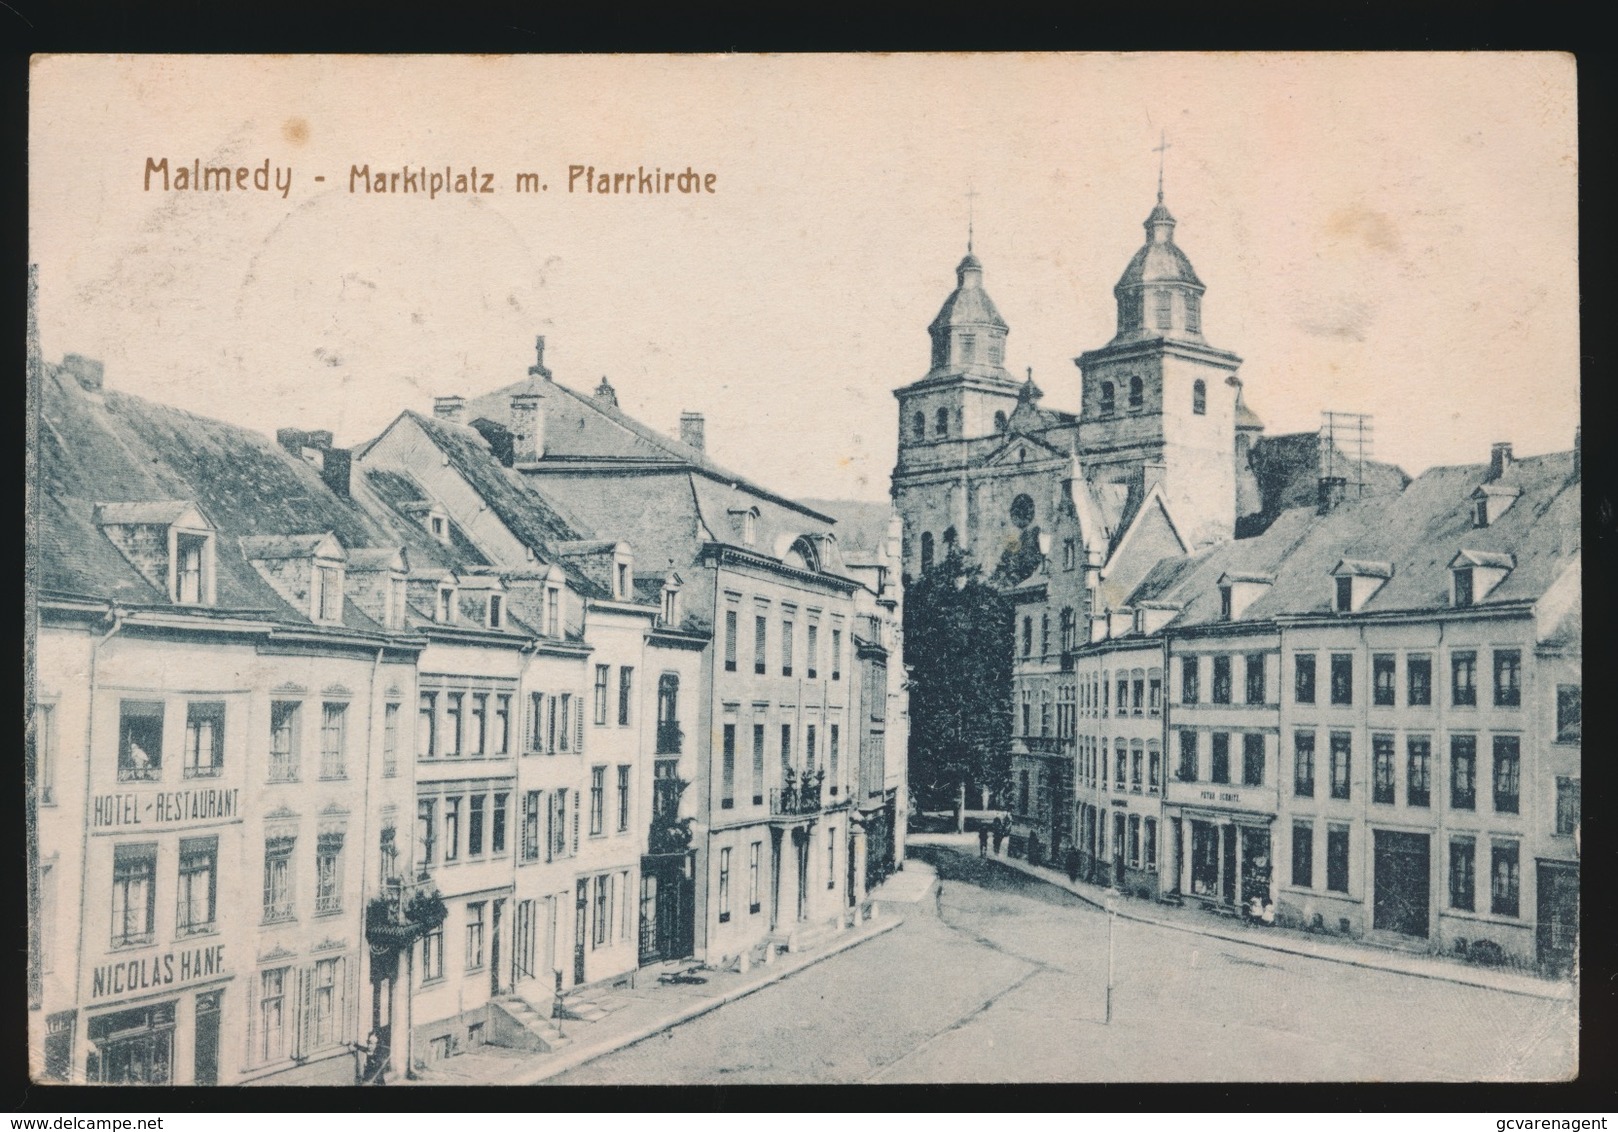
[1008,441,1580,973]
[28,330,907,1085]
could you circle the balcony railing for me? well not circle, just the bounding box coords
[770,768,825,816]
[656,721,684,755]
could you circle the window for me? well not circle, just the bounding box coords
[1150,290,1171,330]
[118,701,164,782]
[1450,736,1477,810]
[1062,539,1077,571]
[488,593,503,629]
[311,956,343,1050]
[34,703,56,805]
[1128,815,1141,866]
[721,724,736,809]
[320,703,347,779]
[934,407,949,438]
[752,724,766,806]
[828,830,838,889]
[920,532,934,572]
[1491,842,1520,917]
[1181,657,1199,704]
[485,792,505,855]
[466,903,486,970]
[443,797,461,861]
[1210,732,1230,785]
[1128,375,1144,409]
[781,724,793,776]
[170,835,218,936]
[522,792,540,861]
[1372,655,1395,706]
[1018,769,1030,813]
[383,702,401,776]
[470,694,488,755]
[269,701,300,782]
[1493,650,1521,707]
[1177,731,1198,782]
[546,587,560,636]
[1023,617,1034,658]
[558,695,572,752]
[418,799,437,865]
[1408,655,1432,707]
[1219,587,1232,620]
[1449,838,1476,911]
[616,563,630,600]
[315,831,344,915]
[1148,674,1162,717]
[1330,655,1353,705]
[912,411,925,440]
[494,695,510,755]
[1144,818,1158,870]
[1556,685,1580,742]
[421,923,444,982]
[831,628,843,680]
[445,694,463,756]
[1042,616,1052,660]
[1334,576,1353,613]
[1099,381,1115,414]
[1372,735,1395,804]
[807,622,819,679]
[754,615,768,674]
[829,724,841,792]
[1130,745,1143,792]
[1210,656,1231,704]
[437,587,454,623]
[1326,826,1350,894]
[749,842,761,913]
[176,533,207,604]
[468,795,486,856]
[1114,742,1127,791]
[1292,823,1313,888]
[1242,733,1264,787]
[718,848,731,923]
[110,843,157,946]
[1192,379,1206,415]
[805,723,818,772]
[1492,736,1520,814]
[1330,732,1352,800]
[1555,777,1580,836]
[419,693,438,759]
[724,610,738,671]
[182,701,225,778]
[1293,732,1316,797]
[594,665,610,725]
[590,766,606,835]
[1185,292,1202,333]
[1451,652,1477,706]
[1453,567,1474,608]
[262,836,295,923]
[1407,738,1432,807]
[1245,654,1265,704]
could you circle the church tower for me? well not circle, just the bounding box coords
[1075,190,1243,548]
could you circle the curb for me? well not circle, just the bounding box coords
[929,842,1571,1003]
[511,915,906,1085]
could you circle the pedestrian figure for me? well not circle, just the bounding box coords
[992,818,1005,856]
[977,825,989,858]
[1066,846,1081,883]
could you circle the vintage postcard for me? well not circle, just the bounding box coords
[26,53,1579,1086]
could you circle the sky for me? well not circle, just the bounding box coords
[30,54,1579,504]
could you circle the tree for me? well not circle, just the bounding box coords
[904,547,1013,826]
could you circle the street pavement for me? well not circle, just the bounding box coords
[547,844,1577,1084]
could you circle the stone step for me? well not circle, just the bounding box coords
[489,998,569,1053]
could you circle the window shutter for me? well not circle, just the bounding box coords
[245,973,258,1066]
[572,789,580,856]
[343,956,359,1048]
[576,700,585,753]
[296,965,313,1060]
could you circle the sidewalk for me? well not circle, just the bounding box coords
[911,833,1572,1002]
[399,861,935,1086]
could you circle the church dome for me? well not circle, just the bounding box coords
[1115,198,1204,291]
[929,252,1009,335]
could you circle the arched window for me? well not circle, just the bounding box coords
[1010,493,1035,529]
[935,407,949,438]
[1193,379,1206,416]
[993,410,1007,433]
[1040,613,1050,657]
[1099,381,1115,414]
[920,531,934,572]
[912,411,925,440]
[658,673,679,727]
[942,526,957,546]
[1022,616,1033,657]
[1128,375,1144,409]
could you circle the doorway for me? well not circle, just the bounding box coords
[490,899,504,996]
[1373,829,1431,937]
[514,899,535,985]
[770,836,783,930]
[1536,860,1578,974]
[1220,825,1237,905]
[573,880,588,985]
[193,991,220,1086]
[795,832,810,922]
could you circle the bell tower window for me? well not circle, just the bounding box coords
[1099,382,1115,415]
[1128,376,1144,410]
[1154,290,1173,331]
[988,339,1003,365]
[912,411,925,441]
[1185,293,1202,333]
[934,408,949,438]
[1193,380,1207,416]
[994,410,1007,433]
[920,532,934,572]
[961,333,976,363]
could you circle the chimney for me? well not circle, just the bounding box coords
[528,335,552,381]
[62,354,104,392]
[510,392,543,462]
[1316,476,1347,515]
[275,428,332,455]
[1489,442,1514,482]
[433,396,466,424]
[321,448,352,498]
[470,417,515,467]
[1574,426,1581,477]
[680,411,706,453]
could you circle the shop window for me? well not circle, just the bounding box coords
[1326,826,1350,894]
[88,1002,175,1084]
[1291,823,1313,888]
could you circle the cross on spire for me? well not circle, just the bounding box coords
[965,183,980,253]
[1153,131,1171,202]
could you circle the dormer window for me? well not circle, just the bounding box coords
[1471,484,1520,528]
[1219,572,1274,621]
[661,586,679,627]
[1448,550,1514,607]
[729,507,760,548]
[1474,500,1488,528]
[1220,586,1233,620]
[488,593,504,629]
[312,561,344,622]
[388,575,407,630]
[97,501,218,607]
[176,533,208,604]
[546,585,561,637]
[994,411,1007,433]
[1453,568,1473,608]
[1329,560,1392,614]
[437,586,455,623]
[431,515,446,539]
